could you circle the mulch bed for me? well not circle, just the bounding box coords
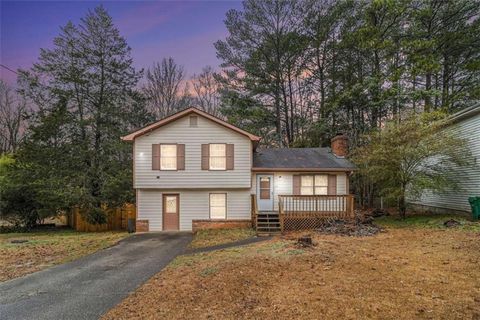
[315,217,383,237]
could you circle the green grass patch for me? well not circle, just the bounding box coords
[375,214,480,231]
[286,249,305,255]
[170,238,288,269]
[189,228,256,249]
[199,267,218,277]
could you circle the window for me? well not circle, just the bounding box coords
[300,176,314,195]
[314,175,328,195]
[210,193,226,219]
[300,175,328,195]
[209,144,226,170]
[259,177,271,199]
[189,116,198,127]
[164,195,177,213]
[160,144,177,170]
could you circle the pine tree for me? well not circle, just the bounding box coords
[16,6,152,223]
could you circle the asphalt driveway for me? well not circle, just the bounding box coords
[0,232,192,320]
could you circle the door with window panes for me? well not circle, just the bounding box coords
[257,174,274,211]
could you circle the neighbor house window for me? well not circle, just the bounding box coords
[160,144,177,170]
[210,193,227,219]
[209,144,226,170]
[301,175,328,195]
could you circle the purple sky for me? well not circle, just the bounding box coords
[0,0,242,86]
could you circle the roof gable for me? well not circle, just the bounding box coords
[121,107,261,142]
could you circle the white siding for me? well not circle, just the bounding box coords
[251,172,349,211]
[137,189,163,231]
[411,113,480,212]
[134,115,252,189]
[137,189,251,231]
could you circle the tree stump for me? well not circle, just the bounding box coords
[297,236,313,247]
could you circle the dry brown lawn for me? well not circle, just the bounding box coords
[0,229,129,282]
[104,227,480,320]
[189,228,256,249]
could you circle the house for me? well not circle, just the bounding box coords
[122,107,355,233]
[410,105,480,214]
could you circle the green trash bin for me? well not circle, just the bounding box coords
[468,197,480,220]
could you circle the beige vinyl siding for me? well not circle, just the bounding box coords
[134,115,252,189]
[251,172,349,211]
[137,189,251,231]
[410,112,480,212]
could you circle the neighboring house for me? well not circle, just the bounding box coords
[122,107,355,233]
[410,105,480,214]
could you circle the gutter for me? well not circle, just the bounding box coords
[251,167,356,172]
[447,104,480,125]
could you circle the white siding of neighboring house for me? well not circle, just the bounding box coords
[137,189,251,231]
[410,112,480,213]
[134,115,252,189]
[251,172,350,211]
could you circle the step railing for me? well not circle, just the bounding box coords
[251,194,258,229]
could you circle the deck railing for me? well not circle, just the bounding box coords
[278,195,355,231]
[251,194,258,229]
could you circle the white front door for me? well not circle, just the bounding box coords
[257,174,274,211]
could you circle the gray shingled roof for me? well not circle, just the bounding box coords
[253,148,355,170]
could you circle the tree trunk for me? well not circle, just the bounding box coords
[442,54,450,110]
[398,193,406,219]
[424,72,432,112]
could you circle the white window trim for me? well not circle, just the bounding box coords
[209,143,226,170]
[209,193,227,219]
[160,144,177,171]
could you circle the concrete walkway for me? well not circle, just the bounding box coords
[0,232,192,320]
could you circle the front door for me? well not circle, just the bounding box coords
[257,174,274,211]
[163,194,179,231]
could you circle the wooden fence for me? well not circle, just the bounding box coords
[68,204,136,232]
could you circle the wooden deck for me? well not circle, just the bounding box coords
[251,194,355,233]
[279,195,354,231]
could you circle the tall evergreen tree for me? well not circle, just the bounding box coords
[215,0,480,148]
[16,6,152,222]
[215,0,308,146]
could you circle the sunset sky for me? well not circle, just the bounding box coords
[0,1,242,85]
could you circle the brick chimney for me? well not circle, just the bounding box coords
[331,133,348,157]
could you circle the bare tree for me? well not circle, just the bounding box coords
[0,80,26,153]
[191,66,221,117]
[144,57,187,118]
